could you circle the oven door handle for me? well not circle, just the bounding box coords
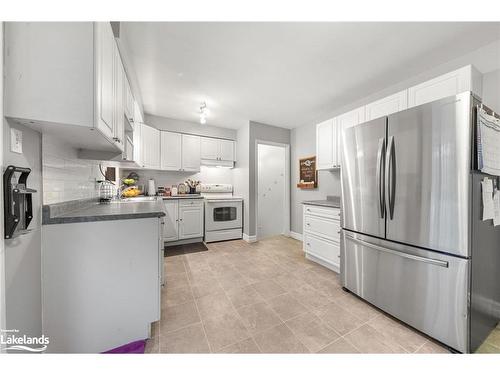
[206,199,242,203]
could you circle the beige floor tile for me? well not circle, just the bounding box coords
[285,312,339,353]
[160,301,201,333]
[485,328,500,349]
[318,337,360,353]
[217,270,251,290]
[160,323,210,353]
[195,291,236,320]
[344,324,407,353]
[416,340,450,353]
[272,273,305,291]
[253,323,309,353]
[476,342,500,354]
[202,311,250,352]
[267,293,309,321]
[335,293,380,322]
[187,268,217,285]
[236,302,283,334]
[251,279,286,300]
[289,284,332,309]
[226,284,265,308]
[368,314,427,353]
[165,272,190,289]
[313,301,363,336]
[190,280,226,299]
[161,285,194,308]
[217,338,261,353]
[164,260,186,275]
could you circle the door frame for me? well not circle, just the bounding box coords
[254,139,291,240]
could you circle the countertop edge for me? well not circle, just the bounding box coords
[42,211,166,225]
[301,200,341,208]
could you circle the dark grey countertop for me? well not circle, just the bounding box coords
[43,200,165,225]
[302,196,341,208]
[162,195,203,200]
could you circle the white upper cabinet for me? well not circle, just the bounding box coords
[141,124,161,169]
[112,44,125,152]
[219,139,235,161]
[200,137,219,160]
[181,135,201,172]
[96,22,115,141]
[201,137,235,162]
[4,22,131,155]
[336,107,366,131]
[133,101,144,124]
[124,78,134,124]
[132,122,143,166]
[365,90,408,121]
[408,65,483,108]
[160,131,182,171]
[316,119,336,170]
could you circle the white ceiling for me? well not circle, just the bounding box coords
[121,22,500,129]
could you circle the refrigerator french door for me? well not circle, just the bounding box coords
[340,92,474,353]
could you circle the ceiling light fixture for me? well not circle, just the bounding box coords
[199,102,208,124]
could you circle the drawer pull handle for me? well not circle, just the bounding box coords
[345,233,448,268]
[306,243,310,246]
[306,223,310,226]
[306,209,311,212]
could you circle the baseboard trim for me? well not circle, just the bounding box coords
[243,234,257,243]
[289,231,303,242]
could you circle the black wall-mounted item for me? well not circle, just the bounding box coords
[3,165,37,239]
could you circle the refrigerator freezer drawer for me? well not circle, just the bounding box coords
[342,230,469,353]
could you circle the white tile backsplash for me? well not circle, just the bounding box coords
[42,135,102,204]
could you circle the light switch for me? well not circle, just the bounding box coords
[10,128,23,154]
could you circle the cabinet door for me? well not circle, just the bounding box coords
[133,122,142,165]
[316,119,334,170]
[112,46,124,151]
[336,107,365,167]
[163,200,179,242]
[124,78,134,123]
[96,22,114,140]
[141,124,160,169]
[365,90,408,121]
[160,131,182,171]
[133,100,143,123]
[304,233,340,269]
[219,139,235,161]
[181,134,201,172]
[179,205,204,239]
[200,137,219,160]
[407,66,480,108]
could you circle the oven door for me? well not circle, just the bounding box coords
[205,200,243,231]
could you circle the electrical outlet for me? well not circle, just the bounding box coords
[10,128,23,154]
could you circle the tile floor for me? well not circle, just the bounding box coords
[145,235,451,354]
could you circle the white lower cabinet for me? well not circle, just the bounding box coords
[179,202,204,239]
[163,199,204,243]
[163,200,179,242]
[303,204,341,272]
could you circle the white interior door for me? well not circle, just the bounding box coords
[257,144,286,240]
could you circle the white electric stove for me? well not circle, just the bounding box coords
[200,184,243,243]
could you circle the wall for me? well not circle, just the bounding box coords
[42,135,103,204]
[482,69,500,113]
[248,121,291,237]
[233,123,250,236]
[3,119,42,339]
[290,40,500,235]
[144,114,237,140]
[120,166,233,193]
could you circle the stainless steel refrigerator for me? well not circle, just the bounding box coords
[340,91,500,353]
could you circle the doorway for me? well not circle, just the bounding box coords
[256,142,290,240]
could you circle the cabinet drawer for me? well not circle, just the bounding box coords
[303,205,340,220]
[304,215,340,242]
[304,233,340,265]
[179,199,203,207]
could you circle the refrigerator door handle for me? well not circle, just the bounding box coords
[376,138,386,218]
[345,233,449,268]
[385,136,396,220]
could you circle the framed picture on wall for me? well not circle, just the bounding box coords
[297,156,318,189]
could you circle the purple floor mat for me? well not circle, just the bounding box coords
[103,339,146,354]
